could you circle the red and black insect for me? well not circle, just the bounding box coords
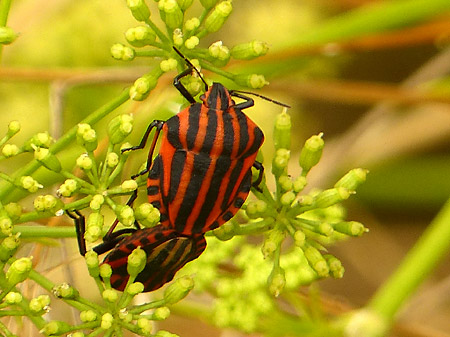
[69,211,206,292]
[69,47,289,292]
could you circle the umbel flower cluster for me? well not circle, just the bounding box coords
[0,1,369,336]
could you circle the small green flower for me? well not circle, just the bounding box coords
[102,289,119,303]
[233,73,268,89]
[204,1,233,33]
[303,246,329,278]
[4,291,22,305]
[80,310,98,322]
[177,0,194,11]
[153,306,171,320]
[90,194,105,211]
[100,263,113,279]
[160,58,178,72]
[185,36,200,49]
[135,203,160,228]
[335,168,369,192]
[137,317,153,336]
[0,234,20,262]
[85,251,100,277]
[164,275,194,304]
[76,153,93,170]
[129,72,160,100]
[199,0,219,9]
[29,295,51,314]
[127,246,146,277]
[125,26,156,47]
[0,216,13,236]
[6,257,33,286]
[185,17,200,31]
[273,110,291,150]
[299,133,324,174]
[108,114,134,145]
[2,144,19,157]
[33,146,62,172]
[127,282,144,296]
[106,152,119,168]
[41,321,71,336]
[58,179,78,197]
[101,312,114,330]
[268,268,285,297]
[231,41,269,60]
[333,221,368,237]
[19,176,43,193]
[7,120,21,136]
[52,283,79,299]
[208,41,230,66]
[0,27,17,45]
[127,0,151,22]
[111,43,135,61]
[76,123,98,151]
[116,205,135,227]
[159,0,183,29]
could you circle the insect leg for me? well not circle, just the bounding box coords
[252,161,264,192]
[229,92,254,110]
[67,210,87,256]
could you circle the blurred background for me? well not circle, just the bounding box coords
[1,0,450,336]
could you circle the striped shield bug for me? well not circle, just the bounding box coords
[68,211,206,292]
[121,47,290,236]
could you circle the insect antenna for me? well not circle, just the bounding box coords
[231,90,291,108]
[173,46,209,92]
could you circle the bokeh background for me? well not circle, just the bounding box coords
[1,0,450,336]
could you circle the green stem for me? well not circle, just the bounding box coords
[0,225,76,238]
[368,197,450,322]
[0,89,130,203]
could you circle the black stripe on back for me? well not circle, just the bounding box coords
[174,153,211,232]
[168,151,187,203]
[246,127,264,157]
[166,116,182,149]
[221,110,234,156]
[236,112,249,156]
[221,160,244,211]
[201,108,217,153]
[186,105,200,150]
[193,155,232,232]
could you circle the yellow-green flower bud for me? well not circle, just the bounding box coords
[137,317,153,336]
[204,1,232,33]
[231,41,269,60]
[262,229,285,259]
[29,295,50,314]
[154,330,180,337]
[71,332,85,337]
[268,268,285,297]
[0,27,17,45]
[0,216,13,236]
[125,26,156,47]
[127,0,151,22]
[333,221,368,237]
[2,144,19,157]
[334,168,369,192]
[111,43,135,61]
[280,191,295,206]
[185,17,200,31]
[52,283,79,299]
[42,321,71,336]
[313,187,351,209]
[57,179,78,197]
[294,230,306,247]
[173,28,183,46]
[164,275,194,304]
[5,203,22,221]
[208,41,230,66]
[200,0,218,9]
[233,73,268,89]
[102,289,119,303]
[33,195,63,214]
[116,205,135,227]
[90,194,105,211]
[153,306,171,320]
[106,152,119,168]
[272,148,290,177]
[177,0,193,11]
[127,246,146,277]
[213,221,235,241]
[324,254,344,279]
[318,222,334,236]
[121,179,138,193]
[184,36,199,49]
[273,110,291,150]
[99,263,113,279]
[4,291,22,304]
[160,58,178,72]
[108,114,134,145]
[299,133,324,174]
[127,282,144,296]
[129,72,160,101]
[34,147,61,172]
[85,212,104,242]
[246,199,268,219]
[0,234,20,262]
[80,310,98,322]
[76,124,98,151]
[7,120,20,136]
[6,257,33,286]
[160,0,183,29]
[76,153,93,170]
[101,313,114,330]
[23,131,52,152]
[293,176,307,193]
[135,203,160,227]
[304,246,329,278]
[119,308,133,322]
[19,176,43,193]
[278,176,293,191]
[85,250,100,277]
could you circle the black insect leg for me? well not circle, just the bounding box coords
[122,119,165,179]
[67,210,87,256]
[252,161,264,192]
[230,92,254,110]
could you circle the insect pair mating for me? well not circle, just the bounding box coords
[69,47,289,292]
